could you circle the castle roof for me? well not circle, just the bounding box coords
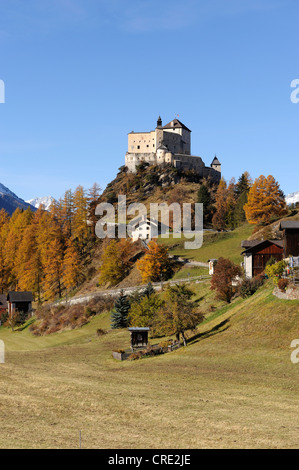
[211,155,221,165]
[156,143,168,151]
[162,119,191,132]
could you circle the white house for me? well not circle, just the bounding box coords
[130,215,169,242]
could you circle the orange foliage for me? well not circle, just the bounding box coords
[136,240,172,283]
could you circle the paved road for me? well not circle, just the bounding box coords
[55,274,211,306]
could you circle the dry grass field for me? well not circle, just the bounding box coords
[0,282,298,449]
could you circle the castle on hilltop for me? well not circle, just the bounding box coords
[125,116,221,181]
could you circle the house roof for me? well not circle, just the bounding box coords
[162,119,191,132]
[279,220,299,230]
[0,294,7,309]
[7,291,33,302]
[241,239,263,248]
[128,327,150,331]
[241,239,283,255]
[130,215,159,228]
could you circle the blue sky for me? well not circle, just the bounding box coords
[0,0,298,200]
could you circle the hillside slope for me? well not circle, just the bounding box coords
[100,162,217,211]
[0,282,298,448]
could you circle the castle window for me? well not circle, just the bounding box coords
[137,145,140,149]
[146,145,149,147]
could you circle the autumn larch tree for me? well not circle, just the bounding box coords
[88,182,102,240]
[244,174,287,225]
[63,238,82,290]
[136,240,173,283]
[212,179,228,231]
[98,238,135,286]
[0,209,9,293]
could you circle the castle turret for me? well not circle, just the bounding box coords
[157,115,162,128]
[211,155,221,173]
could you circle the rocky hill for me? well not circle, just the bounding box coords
[100,162,217,210]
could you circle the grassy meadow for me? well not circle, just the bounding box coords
[159,223,253,264]
[0,281,298,449]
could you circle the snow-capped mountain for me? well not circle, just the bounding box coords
[0,182,36,215]
[26,196,55,211]
[286,191,299,206]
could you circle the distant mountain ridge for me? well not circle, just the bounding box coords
[0,182,36,215]
[26,196,55,211]
[286,191,299,206]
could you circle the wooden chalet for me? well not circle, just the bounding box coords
[241,240,283,278]
[279,220,299,257]
[7,291,33,315]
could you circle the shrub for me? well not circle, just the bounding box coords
[277,278,289,292]
[265,260,286,285]
[96,328,108,337]
[87,295,114,314]
[0,312,8,324]
[239,275,264,298]
[85,306,96,317]
[266,256,278,267]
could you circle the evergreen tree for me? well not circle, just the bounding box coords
[197,184,212,225]
[233,190,248,227]
[111,291,130,329]
[143,281,155,298]
[235,171,252,197]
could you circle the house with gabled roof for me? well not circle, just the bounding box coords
[130,215,169,242]
[241,239,284,278]
[7,291,33,316]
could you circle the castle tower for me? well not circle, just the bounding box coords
[211,155,221,173]
[157,115,162,128]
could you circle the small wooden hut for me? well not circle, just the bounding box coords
[128,327,150,351]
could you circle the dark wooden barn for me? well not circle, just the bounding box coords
[241,240,283,278]
[279,220,299,257]
[7,291,33,315]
